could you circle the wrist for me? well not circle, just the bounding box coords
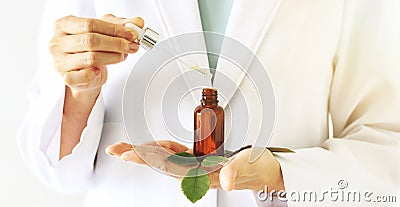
[271,160,285,191]
[64,86,101,114]
[68,85,100,102]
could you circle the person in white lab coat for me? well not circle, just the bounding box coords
[18,0,400,206]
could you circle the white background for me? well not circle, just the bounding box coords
[0,0,85,206]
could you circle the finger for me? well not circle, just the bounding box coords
[123,18,145,41]
[57,52,125,73]
[63,67,100,87]
[120,150,146,164]
[101,14,145,28]
[55,16,134,41]
[123,145,190,177]
[125,145,173,167]
[119,145,170,164]
[155,140,189,152]
[106,142,133,157]
[122,17,145,29]
[100,14,126,25]
[208,170,222,189]
[143,140,189,153]
[61,33,139,54]
[219,159,239,191]
[101,14,140,40]
[135,145,176,162]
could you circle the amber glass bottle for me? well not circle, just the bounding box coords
[194,88,224,157]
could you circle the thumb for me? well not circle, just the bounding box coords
[219,161,239,191]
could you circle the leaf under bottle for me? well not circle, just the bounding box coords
[201,155,228,167]
[166,152,198,166]
[181,167,210,203]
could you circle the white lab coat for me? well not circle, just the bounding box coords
[18,0,400,206]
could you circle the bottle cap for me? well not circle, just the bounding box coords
[125,23,159,50]
[139,27,159,50]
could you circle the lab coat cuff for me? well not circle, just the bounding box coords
[42,88,105,167]
[274,147,346,206]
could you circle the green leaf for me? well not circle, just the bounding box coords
[201,155,228,167]
[167,152,198,166]
[181,168,210,203]
[172,152,196,157]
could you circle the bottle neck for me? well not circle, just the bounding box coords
[201,88,218,107]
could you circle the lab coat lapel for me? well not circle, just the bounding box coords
[213,0,283,108]
[155,2,217,207]
[155,0,211,103]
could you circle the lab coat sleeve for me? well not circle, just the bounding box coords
[275,0,400,206]
[17,0,103,193]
